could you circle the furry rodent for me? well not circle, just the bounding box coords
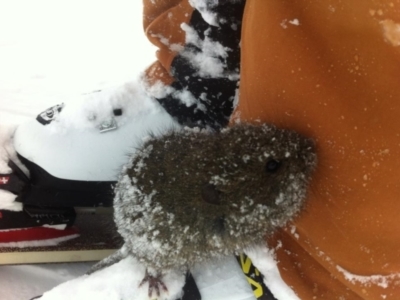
[88,123,317,294]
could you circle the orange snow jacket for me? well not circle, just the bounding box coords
[143,0,400,299]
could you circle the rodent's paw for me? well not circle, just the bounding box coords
[139,270,168,299]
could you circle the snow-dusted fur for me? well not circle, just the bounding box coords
[90,124,317,285]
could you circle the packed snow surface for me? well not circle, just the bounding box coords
[40,255,260,300]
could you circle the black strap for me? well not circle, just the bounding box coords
[156,1,245,130]
[36,103,64,125]
[181,272,201,300]
[16,154,115,207]
[0,160,29,195]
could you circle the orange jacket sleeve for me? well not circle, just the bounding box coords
[142,0,193,86]
[234,1,400,299]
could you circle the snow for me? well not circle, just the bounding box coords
[336,265,400,289]
[191,256,256,300]
[0,0,156,125]
[246,246,300,300]
[380,19,400,46]
[0,189,21,211]
[188,0,244,28]
[180,23,233,79]
[280,19,301,29]
[36,255,260,300]
[150,33,184,53]
[0,125,27,211]
[41,256,186,300]
[173,88,207,111]
[0,262,94,300]
[288,19,300,26]
[188,0,220,27]
[0,126,15,173]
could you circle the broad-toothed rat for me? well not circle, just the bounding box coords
[88,123,317,297]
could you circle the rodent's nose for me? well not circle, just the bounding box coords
[304,137,316,151]
[201,183,221,205]
[212,215,226,234]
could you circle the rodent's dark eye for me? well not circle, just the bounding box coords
[265,159,281,173]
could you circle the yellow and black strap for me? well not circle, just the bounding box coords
[236,254,278,300]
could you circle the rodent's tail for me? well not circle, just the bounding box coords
[86,247,127,275]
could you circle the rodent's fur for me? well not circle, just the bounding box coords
[88,123,317,277]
